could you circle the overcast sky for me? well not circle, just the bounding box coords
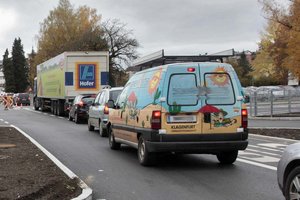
[0,0,270,58]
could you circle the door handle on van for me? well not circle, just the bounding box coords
[237,96,243,101]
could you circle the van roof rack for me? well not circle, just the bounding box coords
[130,49,234,72]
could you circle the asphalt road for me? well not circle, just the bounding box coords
[0,106,296,200]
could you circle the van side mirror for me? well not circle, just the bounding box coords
[107,100,115,108]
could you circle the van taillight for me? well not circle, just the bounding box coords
[187,67,195,72]
[241,109,248,129]
[151,110,161,130]
[104,104,109,115]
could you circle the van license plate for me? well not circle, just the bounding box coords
[168,115,196,123]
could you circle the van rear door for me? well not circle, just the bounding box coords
[160,64,203,134]
[199,63,242,134]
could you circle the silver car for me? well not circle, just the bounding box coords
[278,143,300,200]
[88,87,123,137]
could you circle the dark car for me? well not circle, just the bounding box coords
[14,93,30,106]
[68,94,95,123]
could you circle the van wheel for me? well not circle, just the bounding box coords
[108,128,120,150]
[88,118,94,131]
[216,150,238,164]
[138,136,156,166]
[99,121,106,137]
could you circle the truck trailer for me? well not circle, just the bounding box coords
[33,51,109,116]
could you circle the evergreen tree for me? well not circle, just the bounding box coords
[12,38,28,92]
[238,52,253,86]
[2,49,16,92]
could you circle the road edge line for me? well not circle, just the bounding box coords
[249,133,299,142]
[10,125,93,200]
[237,158,277,171]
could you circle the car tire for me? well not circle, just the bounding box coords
[68,112,73,121]
[284,166,300,200]
[99,121,107,137]
[108,128,120,150]
[138,136,156,166]
[74,112,80,124]
[88,118,94,131]
[216,150,238,165]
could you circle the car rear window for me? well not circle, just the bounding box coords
[168,74,198,106]
[204,73,235,105]
[82,97,95,105]
[109,90,122,102]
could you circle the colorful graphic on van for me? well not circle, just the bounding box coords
[169,102,181,115]
[148,68,162,95]
[127,91,138,119]
[198,105,220,113]
[152,88,161,105]
[212,109,237,127]
[209,66,229,86]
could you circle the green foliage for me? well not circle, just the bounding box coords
[12,38,29,92]
[2,49,16,92]
[2,38,29,93]
[169,102,181,115]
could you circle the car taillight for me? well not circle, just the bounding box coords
[78,101,84,107]
[151,110,161,130]
[104,104,109,114]
[241,109,248,129]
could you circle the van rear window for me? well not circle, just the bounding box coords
[204,73,235,105]
[168,74,198,106]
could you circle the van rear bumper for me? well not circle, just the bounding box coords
[146,140,248,153]
[145,132,248,153]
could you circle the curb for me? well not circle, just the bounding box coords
[10,125,93,200]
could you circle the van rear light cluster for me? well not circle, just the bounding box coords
[151,110,161,129]
[241,109,248,129]
[104,104,109,114]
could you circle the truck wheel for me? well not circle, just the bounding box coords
[108,128,120,150]
[88,118,94,131]
[68,112,73,121]
[34,101,39,111]
[138,136,156,166]
[216,150,238,165]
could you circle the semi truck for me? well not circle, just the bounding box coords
[33,51,109,116]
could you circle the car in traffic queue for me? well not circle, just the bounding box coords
[107,62,248,166]
[88,87,123,137]
[68,94,96,124]
[277,143,300,200]
[13,93,30,106]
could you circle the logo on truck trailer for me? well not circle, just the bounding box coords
[76,63,99,90]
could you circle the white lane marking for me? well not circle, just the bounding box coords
[98,169,104,172]
[258,143,287,150]
[246,148,280,157]
[248,144,283,153]
[249,133,299,142]
[43,113,48,115]
[58,117,64,119]
[4,121,9,124]
[239,151,280,163]
[0,119,3,121]
[237,158,277,171]
[50,115,55,117]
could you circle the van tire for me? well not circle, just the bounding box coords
[109,128,120,150]
[138,136,156,166]
[216,150,238,164]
